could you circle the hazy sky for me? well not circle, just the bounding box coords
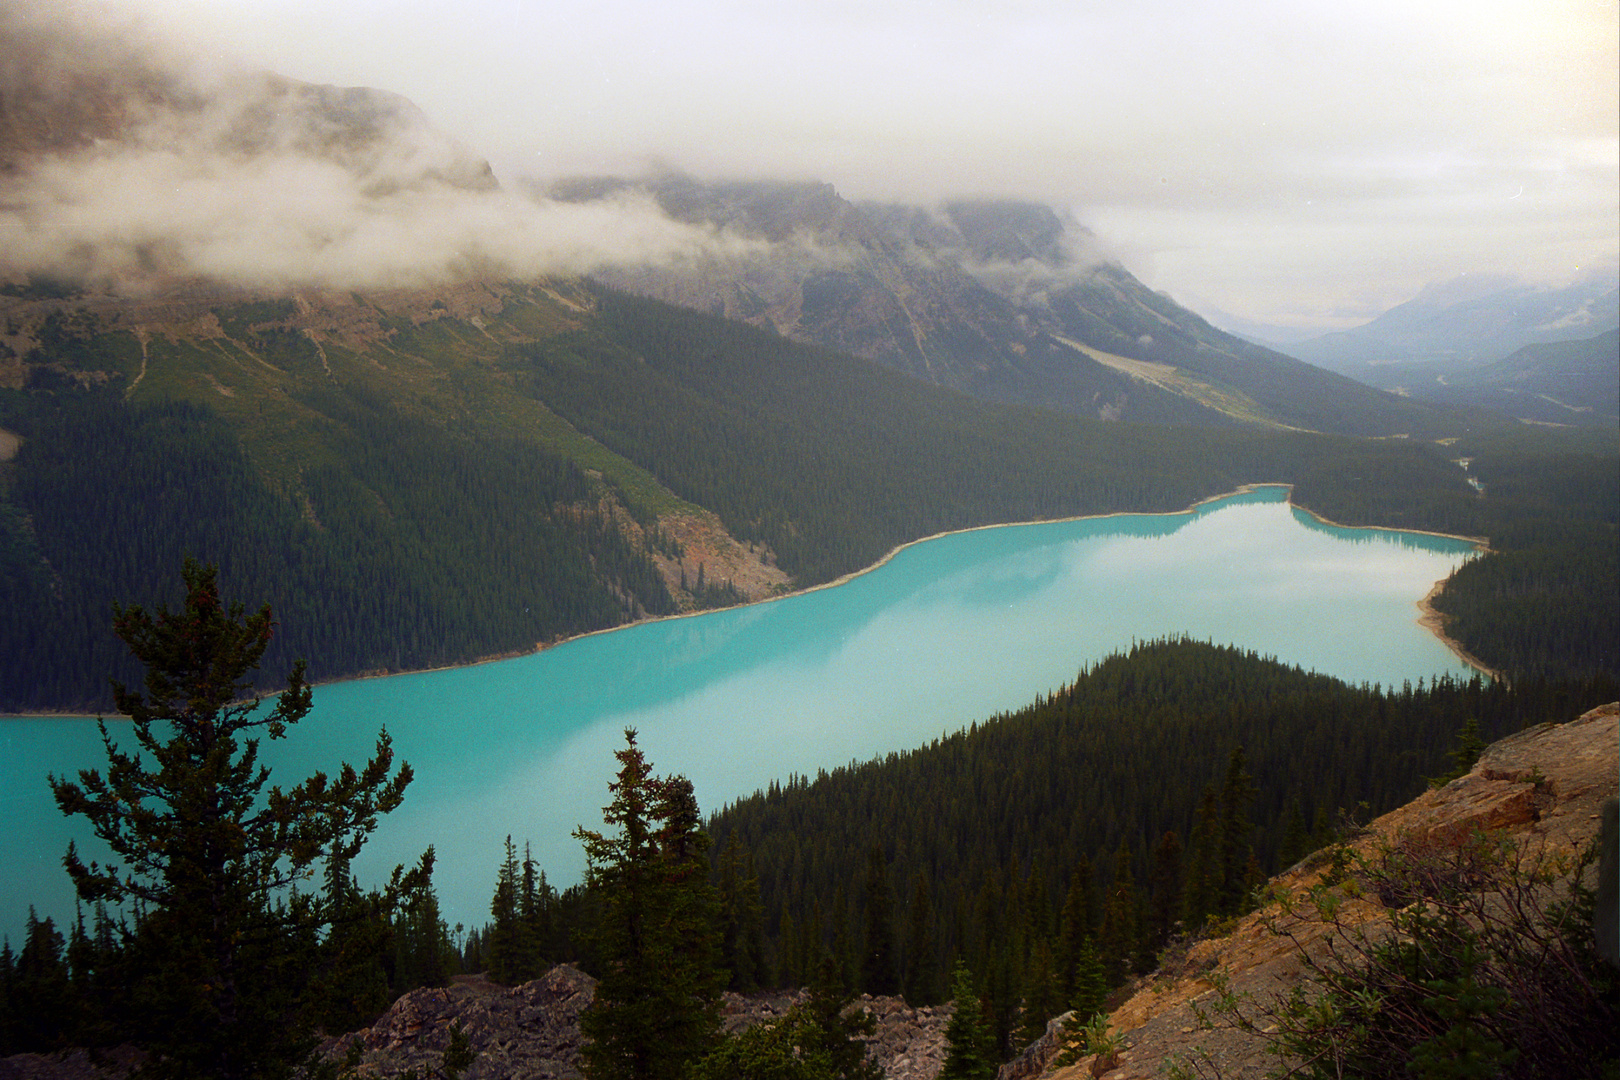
[33,0,1620,327]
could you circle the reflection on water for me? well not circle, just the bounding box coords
[0,486,1480,939]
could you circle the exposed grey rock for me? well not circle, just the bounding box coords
[311,965,597,1079]
[997,1010,1074,1080]
[305,967,952,1080]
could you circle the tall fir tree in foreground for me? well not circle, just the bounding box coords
[575,729,724,1080]
[48,559,414,1079]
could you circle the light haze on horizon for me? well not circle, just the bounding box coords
[20,0,1620,330]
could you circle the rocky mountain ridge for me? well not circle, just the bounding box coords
[1280,271,1620,383]
[548,176,1456,436]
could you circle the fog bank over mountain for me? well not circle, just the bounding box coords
[0,5,763,292]
[5,0,1614,329]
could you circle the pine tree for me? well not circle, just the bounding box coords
[47,559,413,1079]
[940,961,996,1080]
[575,729,724,1080]
[902,874,939,1005]
[1097,844,1138,988]
[860,845,898,996]
[488,836,523,984]
[1215,747,1258,917]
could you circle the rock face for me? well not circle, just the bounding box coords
[1027,701,1619,1080]
[304,968,952,1080]
[314,966,596,1079]
[546,176,1447,437]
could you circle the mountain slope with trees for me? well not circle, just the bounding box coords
[3,277,1615,711]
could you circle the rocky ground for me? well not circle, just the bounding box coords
[294,967,950,1080]
[651,509,793,606]
[1010,701,1618,1080]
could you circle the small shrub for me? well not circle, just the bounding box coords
[1177,829,1620,1079]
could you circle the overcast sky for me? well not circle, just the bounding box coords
[48,0,1620,328]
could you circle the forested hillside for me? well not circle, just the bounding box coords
[1,279,1614,710]
[703,639,1619,1057]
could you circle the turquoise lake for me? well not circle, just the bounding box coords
[1,486,1483,940]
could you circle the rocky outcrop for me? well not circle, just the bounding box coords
[313,965,596,1079]
[303,969,952,1080]
[1033,701,1619,1080]
[0,1047,143,1080]
[857,994,952,1080]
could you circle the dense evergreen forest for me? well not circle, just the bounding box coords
[9,631,1610,1070]
[0,389,676,710]
[2,281,1614,709]
[698,641,1616,1049]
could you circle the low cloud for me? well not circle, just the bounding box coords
[0,4,760,293]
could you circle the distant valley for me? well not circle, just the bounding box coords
[1239,270,1619,427]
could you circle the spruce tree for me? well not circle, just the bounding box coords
[1143,830,1183,958]
[575,729,724,1080]
[305,853,391,1034]
[940,961,996,1080]
[902,874,939,1005]
[392,848,453,992]
[488,836,522,984]
[1069,936,1107,1022]
[1097,844,1138,988]
[1215,747,1258,916]
[717,833,768,992]
[1056,860,1094,999]
[518,842,551,978]
[47,559,413,1079]
[859,845,897,996]
[1015,939,1063,1050]
[1278,798,1310,868]
[1181,786,1221,929]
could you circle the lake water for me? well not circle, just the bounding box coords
[1,486,1482,941]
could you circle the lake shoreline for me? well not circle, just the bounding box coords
[1,482,1493,718]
